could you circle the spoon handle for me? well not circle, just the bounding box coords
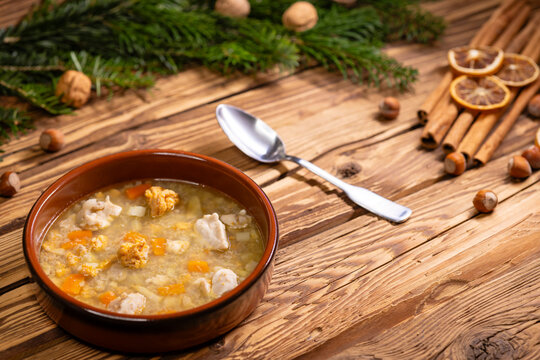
[285,155,412,223]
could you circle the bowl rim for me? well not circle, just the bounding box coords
[23,149,279,323]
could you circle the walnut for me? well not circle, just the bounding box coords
[144,186,179,217]
[215,0,250,18]
[282,1,318,32]
[55,70,92,108]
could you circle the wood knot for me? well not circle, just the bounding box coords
[336,162,362,179]
[210,336,226,352]
[466,335,514,360]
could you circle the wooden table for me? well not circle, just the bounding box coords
[1,1,539,359]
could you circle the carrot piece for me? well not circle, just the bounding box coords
[157,283,185,296]
[61,239,85,250]
[188,260,209,273]
[61,274,85,295]
[151,238,167,256]
[98,291,117,306]
[67,230,92,241]
[125,183,152,200]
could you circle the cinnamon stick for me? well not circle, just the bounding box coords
[442,111,477,154]
[417,0,520,125]
[474,76,540,165]
[505,12,540,53]
[421,91,460,149]
[457,29,540,163]
[442,6,533,154]
[456,92,517,163]
[417,72,452,125]
[419,0,525,147]
[469,0,522,46]
[491,3,531,49]
[473,28,540,165]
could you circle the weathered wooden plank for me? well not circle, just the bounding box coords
[178,183,540,360]
[0,8,492,231]
[304,231,540,359]
[0,0,482,174]
[1,102,537,293]
[2,142,538,358]
[3,1,538,358]
[0,0,39,28]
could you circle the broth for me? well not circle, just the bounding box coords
[39,180,264,315]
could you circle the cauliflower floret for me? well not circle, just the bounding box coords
[193,278,211,296]
[220,210,251,229]
[80,263,100,277]
[212,269,238,297]
[167,239,190,255]
[90,235,107,251]
[66,252,80,266]
[117,232,149,269]
[76,196,122,231]
[108,292,146,315]
[195,213,229,250]
[144,186,179,217]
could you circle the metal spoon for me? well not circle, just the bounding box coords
[216,104,412,223]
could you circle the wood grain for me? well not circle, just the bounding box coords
[1,0,539,359]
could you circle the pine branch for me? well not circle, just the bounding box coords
[202,17,299,74]
[0,69,72,114]
[0,107,34,146]
[0,0,445,142]
[296,5,417,90]
[362,0,446,43]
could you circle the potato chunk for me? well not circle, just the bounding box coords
[144,186,179,217]
[76,196,122,231]
[117,232,149,269]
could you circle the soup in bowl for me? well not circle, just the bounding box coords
[24,150,278,353]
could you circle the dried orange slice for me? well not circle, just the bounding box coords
[450,75,510,111]
[448,46,503,76]
[494,53,539,87]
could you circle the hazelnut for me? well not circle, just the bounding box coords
[282,1,318,32]
[521,145,540,169]
[528,94,540,117]
[444,152,466,175]
[40,129,65,152]
[379,97,400,119]
[214,0,250,18]
[55,70,92,108]
[0,171,20,197]
[508,155,532,178]
[473,189,498,213]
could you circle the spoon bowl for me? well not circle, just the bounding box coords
[217,104,286,163]
[216,104,412,223]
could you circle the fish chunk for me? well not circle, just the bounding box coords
[212,269,238,297]
[76,196,122,231]
[195,213,229,250]
[108,293,146,315]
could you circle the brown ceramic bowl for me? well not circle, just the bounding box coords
[23,149,278,353]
